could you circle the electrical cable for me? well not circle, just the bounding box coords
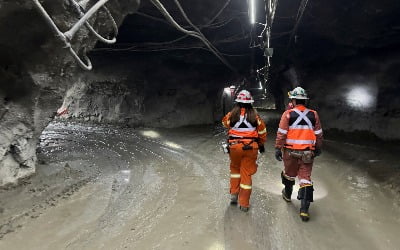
[93,33,249,54]
[172,0,231,66]
[286,0,309,53]
[138,0,234,30]
[94,47,250,57]
[149,0,236,72]
[131,0,235,54]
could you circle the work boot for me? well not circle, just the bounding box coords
[239,206,249,212]
[297,184,314,221]
[299,199,310,221]
[282,188,292,202]
[230,194,238,205]
[281,172,295,202]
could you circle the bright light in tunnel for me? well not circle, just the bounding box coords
[249,0,256,24]
[142,130,160,138]
[223,87,231,95]
[165,141,182,149]
[223,85,235,97]
[346,86,376,110]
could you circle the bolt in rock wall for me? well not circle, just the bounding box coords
[0,0,140,186]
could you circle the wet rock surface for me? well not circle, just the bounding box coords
[0,116,399,249]
[0,0,140,186]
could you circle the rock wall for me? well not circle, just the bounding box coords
[298,51,400,140]
[58,56,216,128]
[0,0,140,186]
[59,69,145,125]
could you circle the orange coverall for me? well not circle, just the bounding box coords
[275,104,323,185]
[222,109,267,208]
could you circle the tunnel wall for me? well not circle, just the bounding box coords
[302,51,400,140]
[57,57,216,128]
[0,0,140,186]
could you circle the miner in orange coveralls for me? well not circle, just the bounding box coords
[222,90,267,212]
[275,87,323,221]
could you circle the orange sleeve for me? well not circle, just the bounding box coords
[221,112,231,128]
[314,111,323,149]
[256,115,267,144]
[275,110,290,149]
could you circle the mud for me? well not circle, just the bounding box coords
[0,112,399,249]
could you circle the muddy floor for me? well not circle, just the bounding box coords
[1,113,400,250]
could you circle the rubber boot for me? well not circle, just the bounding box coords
[297,185,314,222]
[300,199,310,221]
[230,194,238,205]
[239,206,249,212]
[281,172,295,202]
[282,186,293,202]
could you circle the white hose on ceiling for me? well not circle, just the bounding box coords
[32,0,118,70]
[68,0,118,44]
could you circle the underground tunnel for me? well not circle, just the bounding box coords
[0,0,400,249]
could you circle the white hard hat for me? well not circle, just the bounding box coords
[288,87,309,99]
[235,90,254,103]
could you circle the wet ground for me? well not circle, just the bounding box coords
[0,112,400,250]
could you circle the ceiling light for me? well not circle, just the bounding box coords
[250,0,256,24]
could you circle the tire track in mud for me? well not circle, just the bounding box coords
[0,123,114,241]
[3,121,400,249]
[41,125,177,249]
[183,128,279,250]
[0,164,100,240]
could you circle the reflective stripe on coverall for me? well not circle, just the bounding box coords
[275,105,323,186]
[222,108,267,207]
[229,143,258,207]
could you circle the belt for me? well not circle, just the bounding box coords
[284,148,313,158]
[229,136,259,141]
[284,148,311,152]
[229,140,257,145]
[228,139,258,146]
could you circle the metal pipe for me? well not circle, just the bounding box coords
[64,0,110,41]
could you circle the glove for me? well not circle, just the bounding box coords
[313,148,321,157]
[275,148,282,161]
[258,144,265,153]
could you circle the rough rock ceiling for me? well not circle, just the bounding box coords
[94,0,400,79]
[93,0,255,76]
[273,0,400,67]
